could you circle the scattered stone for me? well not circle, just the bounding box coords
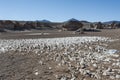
[34,71,39,76]
[116,75,120,79]
[48,67,52,70]
[110,76,115,79]
[0,36,119,80]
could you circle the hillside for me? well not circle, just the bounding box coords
[0,19,120,32]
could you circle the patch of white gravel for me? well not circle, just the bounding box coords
[0,36,110,53]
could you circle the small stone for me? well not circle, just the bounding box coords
[70,77,75,80]
[60,76,67,80]
[113,54,119,57]
[34,72,39,75]
[79,69,84,74]
[110,76,115,79]
[48,67,52,70]
[66,74,71,79]
[93,63,98,68]
[116,62,120,66]
[81,64,86,69]
[39,60,43,65]
[103,71,107,76]
[89,66,96,71]
[116,75,120,79]
[107,67,112,72]
[94,73,101,79]
[55,75,61,79]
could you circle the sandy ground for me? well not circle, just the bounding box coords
[0,29,120,80]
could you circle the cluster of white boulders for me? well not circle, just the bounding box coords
[0,36,109,53]
[0,36,119,80]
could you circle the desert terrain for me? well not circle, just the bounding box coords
[0,29,120,80]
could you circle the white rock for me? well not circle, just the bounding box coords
[113,54,119,57]
[34,72,39,75]
[105,49,118,54]
[103,72,107,76]
[116,75,120,79]
[48,67,52,70]
[71,77,75,80]
[93,63,97,68]
[110,76,115,79]
[60,76,67,80]
[0,47,6,53]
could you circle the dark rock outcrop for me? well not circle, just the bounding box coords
[62,20,83,31]
[0,19,120,32]
[94,22,104,29]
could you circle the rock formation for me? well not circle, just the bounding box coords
[0,19,120,32]
[94,22,103,29]
[62,20,83,31]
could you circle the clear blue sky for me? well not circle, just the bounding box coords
[0,0,119,22]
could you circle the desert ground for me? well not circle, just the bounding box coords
[0,29,120,80]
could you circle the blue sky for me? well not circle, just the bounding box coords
[0,0,119,22]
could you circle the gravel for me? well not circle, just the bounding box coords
[0,36,119,80]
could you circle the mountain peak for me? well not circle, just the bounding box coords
[36,19,51,23]
[67,18,79,22]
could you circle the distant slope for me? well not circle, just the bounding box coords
[103,21,120,24]
[36,19,51,23]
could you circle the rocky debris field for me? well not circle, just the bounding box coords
[0,36,120,80]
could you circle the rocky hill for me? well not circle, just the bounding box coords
[0,19,120,32]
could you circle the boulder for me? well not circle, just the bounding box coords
[62,20,83,31]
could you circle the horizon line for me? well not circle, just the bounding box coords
[0,19,119,23]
